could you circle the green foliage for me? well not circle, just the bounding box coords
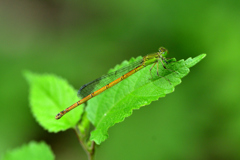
[23,54,205,153]
[2,141,54,160]
[24,71,84,132]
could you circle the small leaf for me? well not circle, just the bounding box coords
[86,54,206,144]
[2,141,54,160]
[24,71,84,132]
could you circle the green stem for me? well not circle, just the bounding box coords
[74,112,95,160]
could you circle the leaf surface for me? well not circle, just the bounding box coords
[2,141,54,160]
[86,54,206,144]
[24,71,84,132]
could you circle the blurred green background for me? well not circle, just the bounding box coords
[1,0,240,160]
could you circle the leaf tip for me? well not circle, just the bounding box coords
[185,53,207,68]
[199,53,207,59]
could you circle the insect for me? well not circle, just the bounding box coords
[55,47,173,119]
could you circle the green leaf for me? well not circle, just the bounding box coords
[86,54,206,144]
[2,141,54,160]
[24,71,84,132]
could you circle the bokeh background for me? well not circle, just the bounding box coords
[0,0,240,160]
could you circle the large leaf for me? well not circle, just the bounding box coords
[24,71,84,132]
[2,141,54,160]
[86,54,206,144]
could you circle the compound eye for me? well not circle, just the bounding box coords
[159,47,166,52]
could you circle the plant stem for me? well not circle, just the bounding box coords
[74,113,95,160]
